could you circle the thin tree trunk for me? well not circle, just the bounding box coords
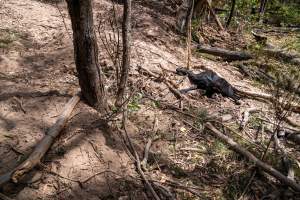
[66,0,107,112]
[258,0,268,23]
[116,0,132,107]
[186,0,194,69]
[226,0,236,27]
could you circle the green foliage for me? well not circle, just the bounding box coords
[266,2,300,25]
[127,93,142,112]
[0,29,19,49]
[193,108,209,130]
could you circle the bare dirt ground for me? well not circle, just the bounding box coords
[0,0,299,199]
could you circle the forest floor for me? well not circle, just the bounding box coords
[0,0,299,199]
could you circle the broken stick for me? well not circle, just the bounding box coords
[205,122,300,192]
[0,92,81,186]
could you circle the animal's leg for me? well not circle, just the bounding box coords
[179,85,198,94]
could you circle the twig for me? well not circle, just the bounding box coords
[205,122,300,192]
[122,109,161,200]
[55,2,71,39]
[0,92,80,186]
[141,116,159,170]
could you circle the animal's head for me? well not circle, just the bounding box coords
[176,67,190,76]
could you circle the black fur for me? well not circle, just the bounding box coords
[176,67,240,103]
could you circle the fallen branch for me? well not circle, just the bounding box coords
[205,0,224,30]
[252,30,300,65]
[197,45,252,61]
[263,44,300,66]
[141,116,159,170]
[122,109,161,200]
[138,66,188,101]
[273,133,294,181]
[0,92,80,186]
[205,122,300,192]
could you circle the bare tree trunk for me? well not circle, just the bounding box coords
[258,0,268,23]
[226,0,236,27]
[116,0,132,107]
[66,0,107,112]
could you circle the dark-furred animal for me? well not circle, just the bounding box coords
[176,67,240,104]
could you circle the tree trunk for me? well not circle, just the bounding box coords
[226,0,236,27]
[115,0,132,107]
[66,0,107,112]
[258,0,268,23]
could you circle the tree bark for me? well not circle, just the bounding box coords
[116,0,132,107]
[66,0,107,112]
[258,0,268,23]
[197,45,252,61]
[226,0,236,27]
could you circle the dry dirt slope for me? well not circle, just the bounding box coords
[0,0,299,199]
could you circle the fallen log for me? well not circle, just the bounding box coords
[264,44,300,66]
[252,30,300,65]
[0,93,81,187]
[197,45,252,61]
[205,122,300,192]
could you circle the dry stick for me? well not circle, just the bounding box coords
[122,110,161,200]
[273,133,294,180]
[55,2,71,40]
[141,116,158,170]
[0,93,80,186]
[138,66,189,101]
[205,0,224,30]
[205,122,300,192]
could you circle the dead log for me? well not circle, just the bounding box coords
[205,122,300,192]
[252,30,300,65]
[197,45,252,61]
[264,44,300,66]
[0,93,80,187]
